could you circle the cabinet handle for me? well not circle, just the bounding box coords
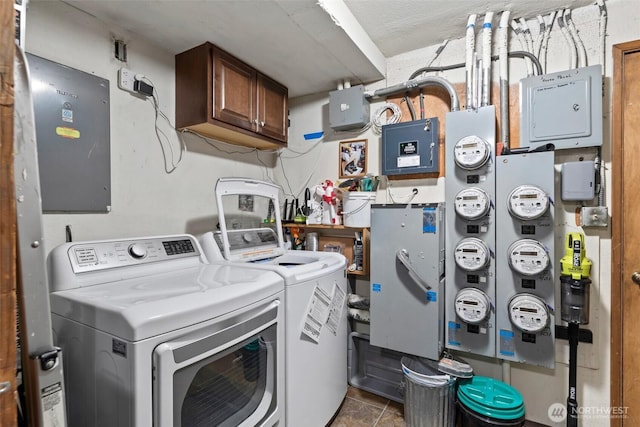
[260,121,265,127]
[252,119,259,125]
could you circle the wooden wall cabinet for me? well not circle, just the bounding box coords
[176,42,288,150]
[284,224,370,276]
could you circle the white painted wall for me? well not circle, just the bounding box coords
[26,1,279,255]
[284,1,639,425]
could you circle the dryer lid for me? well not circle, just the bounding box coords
[50,263,284,341]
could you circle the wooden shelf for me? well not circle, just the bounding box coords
[283,223,370,276]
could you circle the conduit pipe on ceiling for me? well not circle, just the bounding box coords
[518,18,534,55]
[499,10,511,152]
[481,12,494,107]
[558,9,577,69]
[465,14,477,110]
[540,11,557,73]
[365,75,460,111]
[510,20,533,76]
[535,15,545,60]
[565,9,587,67]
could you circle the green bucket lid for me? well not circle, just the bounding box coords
[457,376,525,420]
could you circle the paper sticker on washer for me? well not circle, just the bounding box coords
[302,284,332,343]
[326,282,346,335]
[42,382,66,427]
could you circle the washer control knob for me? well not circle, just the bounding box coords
[128,243,147,259]
[243,233,253,243]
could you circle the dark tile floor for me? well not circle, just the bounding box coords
[329,386,550,427]
[329,387,405,427]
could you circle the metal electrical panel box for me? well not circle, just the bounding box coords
[495,151,555,368]
[369,204,445,360]
[27,53,111,212]
[562,160,595,201]
[520,65,602,151]
[381,118,439,175]
[329,85,370,131]
[444,106,497,359]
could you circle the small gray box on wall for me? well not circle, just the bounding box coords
[561,160,595,201]
[329,85,369,131]
[27,53,111,212]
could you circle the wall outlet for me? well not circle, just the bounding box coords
[118,67,135,93]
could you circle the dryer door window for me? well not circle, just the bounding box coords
[153,303,279,427]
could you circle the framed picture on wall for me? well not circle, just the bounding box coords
[339,139,367,179]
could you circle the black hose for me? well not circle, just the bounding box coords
[409,51,543,80]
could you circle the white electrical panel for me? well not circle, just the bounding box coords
[520,65,603,151]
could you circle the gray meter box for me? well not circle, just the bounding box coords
[520,65,602,151]
[329,85,370,131]
[27,53,111,212]
[381,118,439,175]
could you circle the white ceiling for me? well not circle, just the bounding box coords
[59,0,595,98]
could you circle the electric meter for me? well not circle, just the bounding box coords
[453,135,491,170]
[507,239,550,276]
[454,187,491,220]
[508,293,549,333]
[455,288,491,324]
[454,238,491,271]
[507,184,549,220]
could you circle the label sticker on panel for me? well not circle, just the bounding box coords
[423,207,436,233]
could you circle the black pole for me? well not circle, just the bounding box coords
[567,322,579,427]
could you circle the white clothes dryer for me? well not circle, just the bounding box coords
[199,177,348,427]
[48,234,285,427]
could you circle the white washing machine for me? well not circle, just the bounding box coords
[48,234,285,427]
[199,178,348,427]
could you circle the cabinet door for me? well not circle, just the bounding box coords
[213,49,256,131]
[257,74,288,143]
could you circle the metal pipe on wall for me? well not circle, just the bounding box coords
[499,10,511,152]
[466,14,477,109]
[481,12,494,107]
[366,75,461,111]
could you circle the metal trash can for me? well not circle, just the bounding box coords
[402,356,456,427]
